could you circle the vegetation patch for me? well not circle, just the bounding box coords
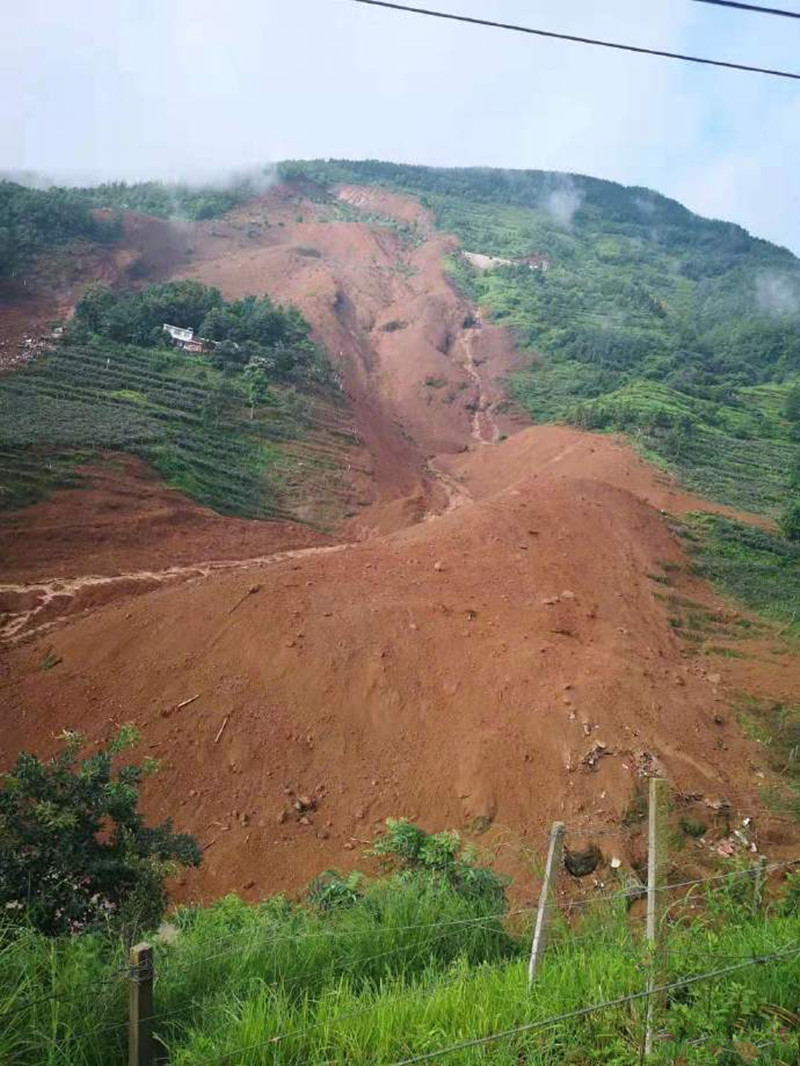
[0,181,120,278]
[74,178,255,222]
[0,728,200,937]
[4,819,800,1064]
[0,280,349,518]
[680,514,800,639]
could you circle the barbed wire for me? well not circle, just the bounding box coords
[191,944,800,1066]
[11,855,793,1028]
[0,963,128,1021]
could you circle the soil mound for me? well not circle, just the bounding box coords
[1,433,774,901]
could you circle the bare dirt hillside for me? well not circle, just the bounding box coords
[3,426,792,902]
[170,183,525,534]
[1,183,795,904]
[0,455,332,583]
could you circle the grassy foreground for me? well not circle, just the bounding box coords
[3,867,800,1065]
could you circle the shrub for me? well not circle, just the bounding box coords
[679,817,708,838]
[0,727,201,937]
[371,819,508,910]
[780,500,800,542]
[306,869,365,911]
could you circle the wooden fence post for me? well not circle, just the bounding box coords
[644,777,669,1056]
[528,821,565,985]
[753,854,768,914]
[128,942,154,1066]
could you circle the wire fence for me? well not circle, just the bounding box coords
[4,796,800,1065]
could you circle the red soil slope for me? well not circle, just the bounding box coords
[0,455,331,584]
[1,184,794,903]
[2,426,787,902]
[171,184,525,533]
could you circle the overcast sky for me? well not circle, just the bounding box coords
[3,0,799,252]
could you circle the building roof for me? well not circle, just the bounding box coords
[163,323,194,342]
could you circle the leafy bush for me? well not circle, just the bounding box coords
[371,819,508,910]
[0,727,200,937]
[306,869,365,911]
[780,500,800,542]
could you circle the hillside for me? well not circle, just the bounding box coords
[2,165,800,912]
[285,160,800,521]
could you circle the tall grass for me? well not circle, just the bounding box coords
[3,869,800,1065]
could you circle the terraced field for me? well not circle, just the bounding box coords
[0,341,358,523]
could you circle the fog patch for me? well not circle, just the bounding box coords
[756,271,800,316]
[0,162,278,195]
[542,179,584,229]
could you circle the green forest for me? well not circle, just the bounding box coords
[0,178,253,279]
[0,182,120,279]
[69,279,325,382]
[283,160,800,526]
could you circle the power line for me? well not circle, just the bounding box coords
[346,0,800,81]
[693,0,800,18]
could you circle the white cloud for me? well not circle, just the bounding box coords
[1,0,798,252]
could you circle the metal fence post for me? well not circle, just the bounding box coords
[128,942,154,1066]
[644,778,669,1056]
[528,821,566,985]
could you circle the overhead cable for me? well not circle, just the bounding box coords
[693,0,800,19]
[346,0,800,80]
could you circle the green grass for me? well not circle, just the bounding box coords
[0,342,353,521]
[4,868,800,1065]
[680,514,800,638]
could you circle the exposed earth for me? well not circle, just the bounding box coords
[1,183,796,903]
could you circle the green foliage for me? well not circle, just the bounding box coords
[72,179,255,221]
[679,817,708,838]
[786,382,800,424]
[681,513,800,637]
[0,174,262,278]
[0,181,119,278]
[0,335,325,516]
[0,279,343,516]
[305,869,365,911]
[4,849,800,1065]
[779,500,800,542]
[0,729,200,937]
[69,281,324,384]
[371,819,508,910]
